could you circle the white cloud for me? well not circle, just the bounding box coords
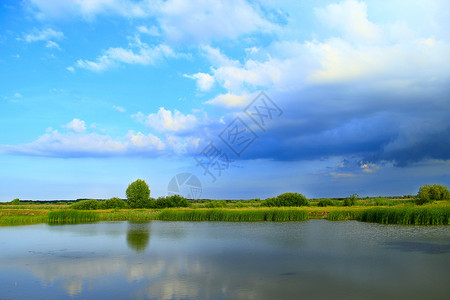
[76,40,177,72]
[205,93,251,108]
[45,40,61,49]
[137,25,160,36]
[27,0,277,44]
[66,66,75,72]
[22,28,64,43]
[133,108,199,133]
[113,105,126,113]
[27,0,153,19]
[0,124,202,158]
[13,93,22,98]
[157,0,278,43]
[66,118,86,133]
[183,72,215,91]
[316,0,381,42]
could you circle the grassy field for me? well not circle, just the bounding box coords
[1,199,449,226]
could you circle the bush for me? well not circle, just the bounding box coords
[126,179,151,208]
[98,197,126,209]
[11,198,20,205]
[317,199,337,207]
[343,194,358,206]
[71,199,99,210]
[416,184,450,205]
[264,192,309,207]
[154,195,190,208]
[205,200,227,208]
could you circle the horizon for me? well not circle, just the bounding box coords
[1,0,449,201]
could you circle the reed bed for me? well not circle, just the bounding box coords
[99,209,158,221]
[156,208,309,222]
[0,215,47,225]
[47,210,99,223]
[358,207,450,225]
[326,210,361,221]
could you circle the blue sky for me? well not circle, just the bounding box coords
[1,0,449,201]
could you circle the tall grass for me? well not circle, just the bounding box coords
[358,207,450,225]
[47,210,99,223]
[326,210,361,221]
[0,215,47,225]
[99,209,158,221]
[156,208,309,222]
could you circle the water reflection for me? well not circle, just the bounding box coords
[126,222,151,253]
[0,221,449,300]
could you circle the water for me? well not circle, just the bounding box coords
[0,220,449,299]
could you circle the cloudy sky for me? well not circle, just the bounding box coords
[1,0,449,201]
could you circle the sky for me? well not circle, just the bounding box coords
[0,0,449,201]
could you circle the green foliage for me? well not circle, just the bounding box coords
[358,207,449,225]
[11,198,20,205]
[416,184,450,205]
[154,195,190,208]
[47,210,99,223]
[326,210,360,221]
[126,179,151,208]
[264,192,310,207]
[98,197,127,209]
[317,199,338,207]
[156,208,309,222]
[343,194,358,206]
[71,199,99,210]
[205,200,227,208]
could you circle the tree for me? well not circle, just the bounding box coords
[417,184,450,205]
[11,198,20,205]
[343,194,358,206]
[126,179,150,208]
[264,192,309,207]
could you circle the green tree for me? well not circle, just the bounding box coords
[11,198,20,205]
[264,192,309,207]
[343,194,358,206]
[417,184,450,205]
[126,179,150,208]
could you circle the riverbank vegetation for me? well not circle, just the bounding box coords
[1,182,448,226]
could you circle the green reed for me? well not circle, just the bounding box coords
[326,210,361,221]
[47,210,99,223]
[0,215,47,225]
[156,208,309,222]
[358,207,450,225]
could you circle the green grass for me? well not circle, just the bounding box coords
[99,209,158,221]
[0,215,47,225]
[326,210,361,221]
[156,208,309,222]
[47,210,100,223]
[358,206,450,225]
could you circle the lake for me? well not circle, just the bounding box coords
[1,220,449,299]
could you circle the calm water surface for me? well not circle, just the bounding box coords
[0,220,449,299]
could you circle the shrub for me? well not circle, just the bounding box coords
[11,198,20,205]
[264,192,309,207]
[317,199,337,207]
[126,179,151,208]
[343,194,358,206]
[154,195,190,208]
[98,197,126,209]
[205,200,227,208]
[71,199,99,210]
[416,184,450,205]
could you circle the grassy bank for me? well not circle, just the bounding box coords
[1,204,449,226]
